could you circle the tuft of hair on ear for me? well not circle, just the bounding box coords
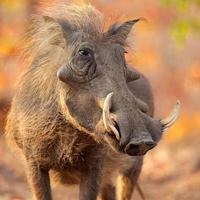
[104,18,144,45]
[41,15,68,47]
[20,14,67,66]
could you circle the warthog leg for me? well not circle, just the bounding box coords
[26,161,52,200]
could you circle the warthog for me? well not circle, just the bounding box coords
[5,4,180,200]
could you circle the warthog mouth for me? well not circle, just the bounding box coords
[104,129,123,153]
[104,130,157,156]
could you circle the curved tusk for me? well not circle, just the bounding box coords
[102,92,120,141]
[103,92,113,130]
[160,100,180,130]
[109,124,120,141]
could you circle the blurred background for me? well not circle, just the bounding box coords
[0,0,200,199]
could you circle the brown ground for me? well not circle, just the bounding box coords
[0,133,200,200]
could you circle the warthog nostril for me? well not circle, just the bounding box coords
[144,140,156,148]
[125,140,156,156]
[125,142,141,156]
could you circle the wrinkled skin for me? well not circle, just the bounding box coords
[5,5,179,200]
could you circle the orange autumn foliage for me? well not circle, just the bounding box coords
[0,0,200,141]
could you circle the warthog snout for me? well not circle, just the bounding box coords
[102,92,180,156]
[124,137,156,156]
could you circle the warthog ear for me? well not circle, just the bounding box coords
[43,16,73,40]
[104,18,141,44]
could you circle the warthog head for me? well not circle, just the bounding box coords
[42,5,179,156]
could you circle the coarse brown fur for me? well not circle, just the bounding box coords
[5,4,161,200]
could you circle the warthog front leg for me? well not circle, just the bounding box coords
[79,158,103,200]
[116,158,143,200]
[26,161,52,200]
[98,184,115,200]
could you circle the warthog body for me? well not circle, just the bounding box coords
[5,4,179,200]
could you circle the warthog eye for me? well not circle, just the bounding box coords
[78,48,92,57]
[58,46,97,83]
